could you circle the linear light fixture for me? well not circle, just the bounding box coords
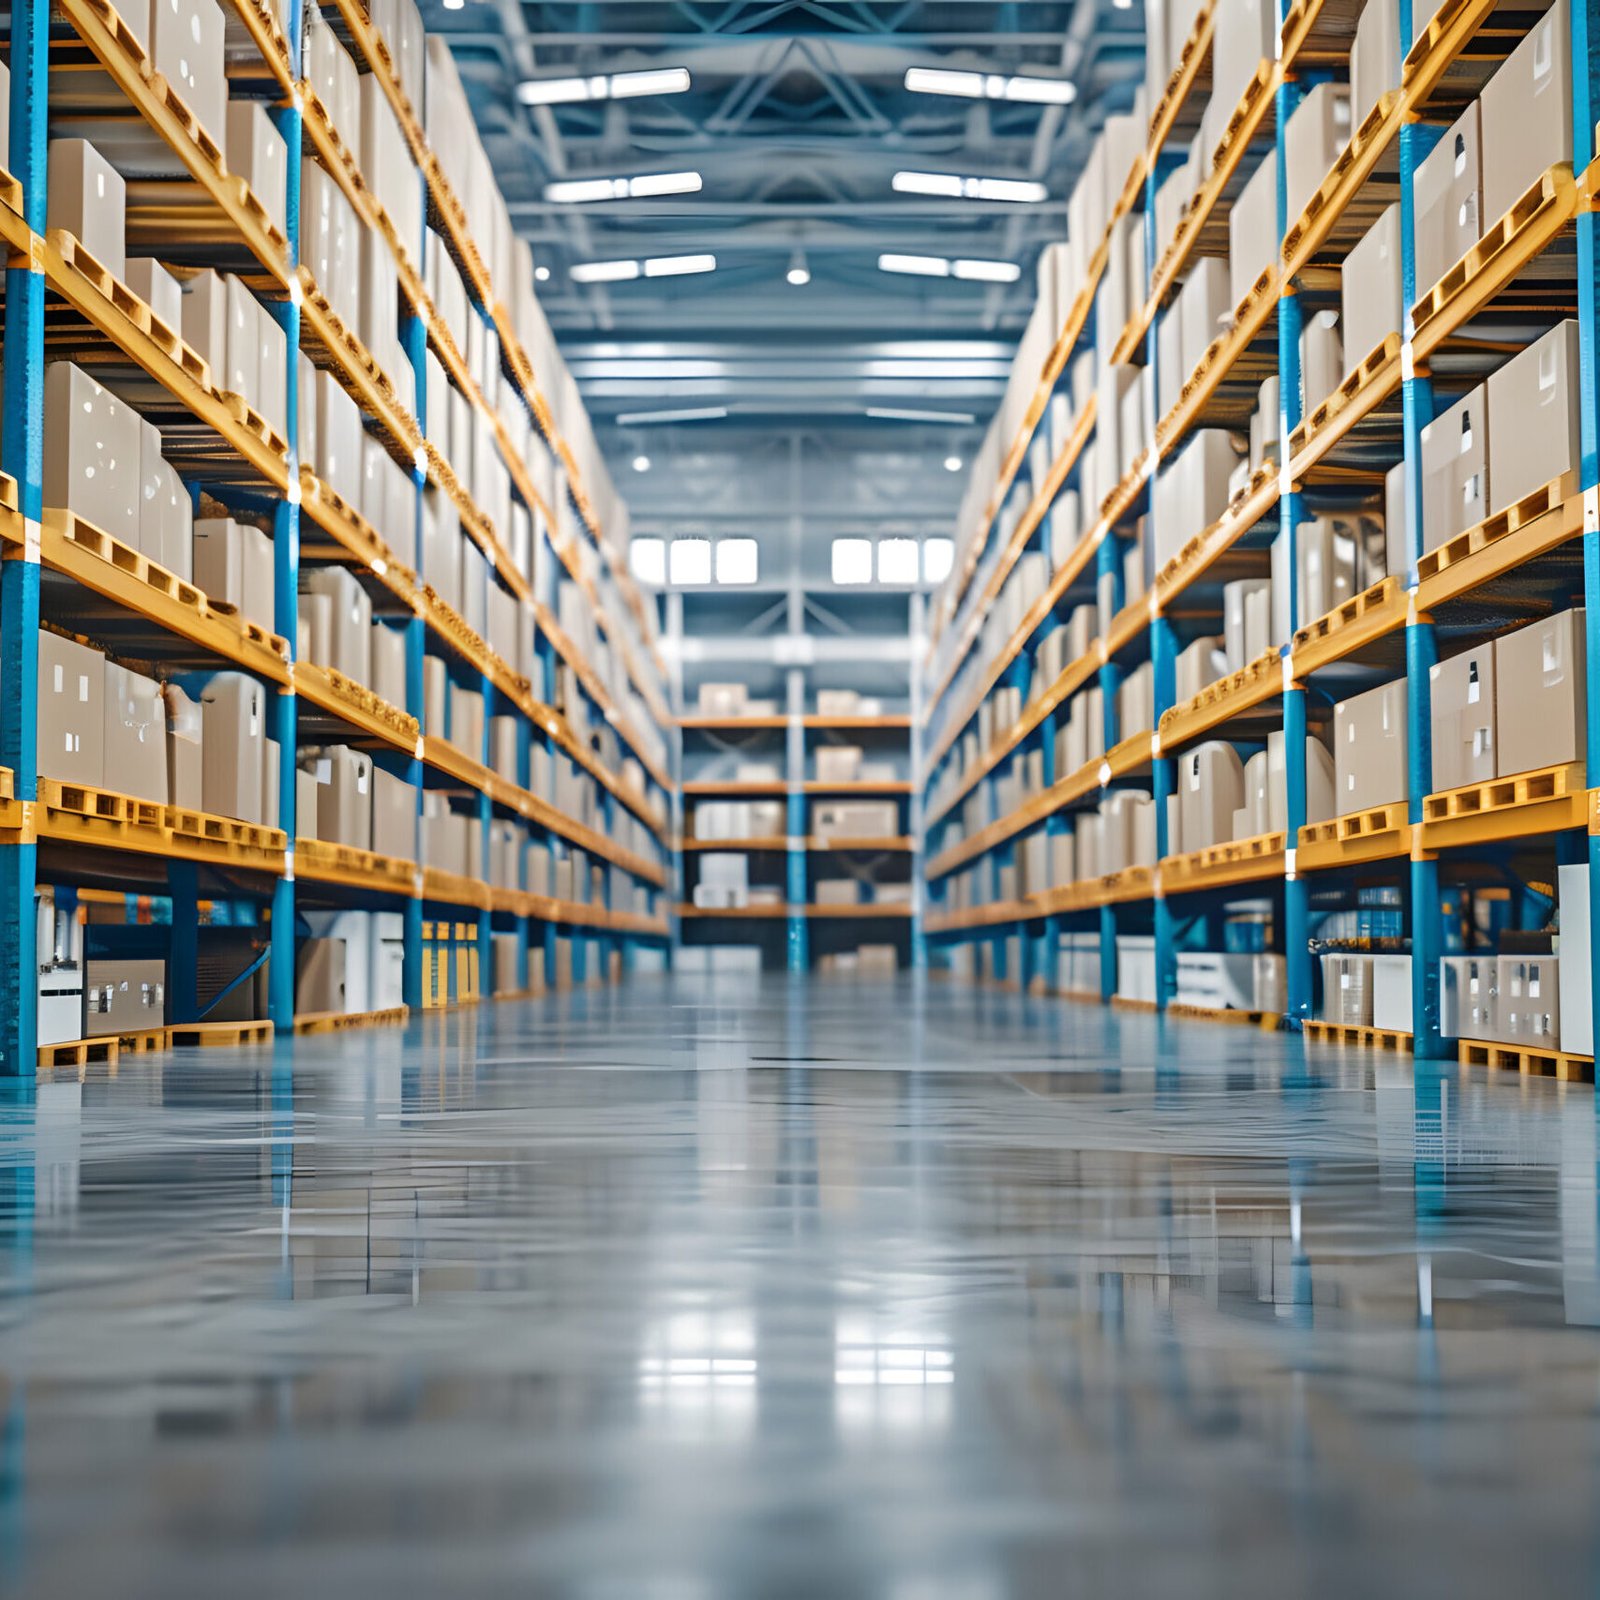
[878,253,1021,283]
[892,170,1048,203]
[904,66,1077,104]
[546,170,703,203]
[571,254,716,284]
[615,405,730,426]
[518,67,691,105]
[866,407,978,425]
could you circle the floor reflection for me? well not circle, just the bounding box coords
[0,977,1598,1595]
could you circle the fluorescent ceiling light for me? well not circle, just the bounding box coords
[866,407,977,425]
[545,170,702,203]
[519,67,690,105]
[534,264,550,281]
[944,456,963,471]
[571,253,715,283]
[878,253,1019,283]
[904,66,1076,104]
[632,454,651,472]
[787,248,810,286]
[616,405,730,426]
[571,258,641,283]
[643,253,716,277]
[892,170,1047,203]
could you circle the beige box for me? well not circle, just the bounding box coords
[816,689,859,716]
[814,878,860,906]
[1413,99,1481,296]
[1229,150,1278,313]
[1299,311,1343,415]
[1351,0,1400,126]
[1440,954,1498,1038]
[370,623,407,711]
[226,101,287,238]
[1419,384,1488,550]
[812,800,898,838]
[164,683,203,809]
[38,632,106,787]
[194,517,275,634]
[1178,255,1231,385]
[296,937,346,1014]
[1285,84,1352,235]
[137,419,192,582]
[298,592,331,669]
[1265,731,1335,832]
[1480,0,1572,226]
[1500,954,1560,1048]
[125,258,182,333]
[44,362,140,541]
[301,567,372,684]
[1429,642,1496,792]
[103,662,167,805]
[1321,953,1374,1025]
[371,765,414,860]
[1340,203,1402,377]
[492,933,522,996]
[449,682,484,759]
[47,138,125,279]
[84,958,165,1034]
[1494,607,1586,777]
[1179,741,1244,853]
[422,655,447,739]
[261,735,279,830]
[200,672,265,824]
[1486,318,1581,516]
[489,715,519,781]
[150,0,226,149]
[296,765,318,838]
[815,745,863,783]
[1333,678,1407,814]
[305,745,372,850]
[697,682,747,716]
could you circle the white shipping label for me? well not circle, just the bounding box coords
[52,664,62,693]
[1467,662,1480,703]
[316,758,332,783]
[77,673,89,702]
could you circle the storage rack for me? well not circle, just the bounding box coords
[676,705,918,970]
[0,0,672,1075]
[917,0,1600,1065]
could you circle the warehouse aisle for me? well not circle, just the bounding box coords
[2,979,1599,1596]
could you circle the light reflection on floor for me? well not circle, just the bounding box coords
[1,973,1599,1596]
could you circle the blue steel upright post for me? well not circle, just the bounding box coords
[1276,63,1311,1026]
[0,0,47,1076]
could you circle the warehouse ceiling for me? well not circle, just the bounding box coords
[426,0,1146,428]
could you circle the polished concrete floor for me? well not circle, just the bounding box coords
[2,974,1599,1596]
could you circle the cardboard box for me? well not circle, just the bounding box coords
[1413,99,1481,296]
[48,138,125,279]
[1486,318,1581,516]
[200,672,265,823]
[1418,384,1488,550]
[1429,642,1496,792]
[193,517,275,634]
[1558,862,1592,1053]
[316,367,363,507]
[1321,953,1374,1025]
[1494,607,1586,776]
[1500,954,1559,1048]
[1351,0,1400,126]
[1480,0,1571,227]
[1440,954,1497,1038]
[261,735,279,830]
[151,0,226,150]
[164,683,203,808]
[1223,579,1272,673]
[814,877,860,906]
[1178,255,1231,388]
[226,101,287,238]
[44,362,140,541]
[812,800,898,838]
[138,418,192,582]
[1340,203,1402,377]
[371,765,414,860]
[126,258,182,333]
[371,623,407,711]
[1179,741,1244,852]
[296,765,318,838]
[304,744,373,850]
[84,958,165,1034]
[816,689,858,717]
[697,682,747,716]
[1299,311,1342,415]
[1372,953,1412,1032]
[816,745,863,783]
[1265,731,1335,832]
[1285,84,1352,234]
[301,566,372,684]
[1333,678,1407,814]
[1229,150,1278,313]
[38,632,106,787]
[103,662,167,805]
[296,937,346,1014]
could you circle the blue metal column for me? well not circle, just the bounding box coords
[1276,67,1312,1026]
[266,49,302,1032]
[1397,0,1446,1055]
[1570,0,1600,1028]
[785,668,808,972]
[1097,533,1124,1001]
[400,165,429,1011]
[0,0,46,1075]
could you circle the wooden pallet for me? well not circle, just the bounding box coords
[1414,473,1580,586]
[38,1035,119,1070]
[1168,1003,1282,1029]
[167,1019,274,1048]
[116,1026,168,1053]
[1303,1019,1413,1051]
[1297,801,1411,870]
[292,1005,409,1035]
[1458,1038,1594,1082]
[1419,762,1588,851]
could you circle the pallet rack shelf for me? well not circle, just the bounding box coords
[0,0,672,1073]
[916,0,1600,1068]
